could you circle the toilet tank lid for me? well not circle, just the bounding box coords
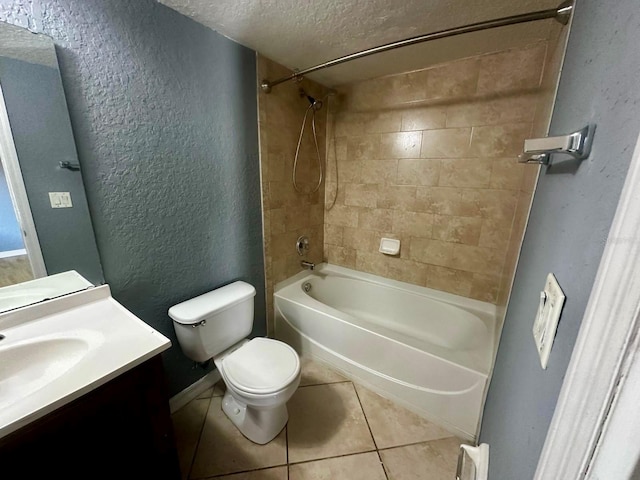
[168,281,256,325]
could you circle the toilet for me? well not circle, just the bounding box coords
[169,281,301,445]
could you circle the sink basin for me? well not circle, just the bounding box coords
[0,333,101,410]
[0,284,171,438]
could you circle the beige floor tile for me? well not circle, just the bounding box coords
[288,383,376,463]
[354,384,453,448]
[171,398,210,480]
[197,387,214,399]
[379,437,463,480]
[212,466,288,479]
[213,380,226,397]
[190,397,287,478]
[289,452,386,480]
[299,358,348,387]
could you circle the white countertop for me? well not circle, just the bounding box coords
[0,285,171,439]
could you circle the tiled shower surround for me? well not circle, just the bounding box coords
[259,38,563,320]
[324,41,557,304]
[257,56,329,331]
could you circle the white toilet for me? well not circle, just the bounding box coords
[169,281,301,445]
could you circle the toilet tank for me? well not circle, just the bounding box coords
[169,281,256,363]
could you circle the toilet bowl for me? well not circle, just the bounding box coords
[168,281,301,444]
[214,337,300,444]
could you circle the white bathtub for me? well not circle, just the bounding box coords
[274,263,498,440]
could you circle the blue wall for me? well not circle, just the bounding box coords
[0,0,265,395]
[480,1,640,478]
[0,167,23,251]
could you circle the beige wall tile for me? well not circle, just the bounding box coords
[421,128,472,158]
[490,158,525,190]
[396,159,440,186]
[360,160,399,185]
[477,42,546,95]
[380,131,422,158]
[342,227,380,252]
[270,208,286,235]
[335,111,402,136]
[478,189,518,222]
[409,238,453,267]
[426,57,479,100]
[377,185,417,210]
[470,273,500,303]
[415,187,480,217]
[325,204,359,227]
[325,244,357,268]
[445,94,539,128]
[324,224,343,246]
[347,134,381,161]
[449,244,505,275]
[386,258,429,285]
[439,158,492,188]
[356,250,388,277]
[426,266,474,297]
[389,69,431,104]
[469,123,532,157]
[358,208,394,231]
[392,210,434,238]
[478,218,512,250]
[432,216,482,245]
[344,184,379,208]
[401,107,447,131]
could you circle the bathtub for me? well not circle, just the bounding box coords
[274,263,498,440]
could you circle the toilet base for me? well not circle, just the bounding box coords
[221,390,289,445]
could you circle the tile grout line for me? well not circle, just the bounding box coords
[286,425,290,480]
[187,394,215,480]
[351,382,389,480]
[287,448,378,467]
[298,379,352,388]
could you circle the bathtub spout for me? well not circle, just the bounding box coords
[301,260,315,270]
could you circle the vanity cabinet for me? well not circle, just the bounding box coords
[0,355,180,479]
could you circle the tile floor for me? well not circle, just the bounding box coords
[172,358,463,479]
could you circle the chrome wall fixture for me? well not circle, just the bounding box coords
[518,124,596,165]
[260,1,573,93]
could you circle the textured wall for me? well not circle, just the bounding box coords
[0,0,264,395]
[480,1,640,478]
[0,55,103,284]
[257,56,328,333]
[324,43,550,304]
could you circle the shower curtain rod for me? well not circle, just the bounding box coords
[260,1,572,93]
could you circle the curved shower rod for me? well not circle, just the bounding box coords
[261,1,573,93]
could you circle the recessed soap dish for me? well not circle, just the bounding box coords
[379,238,400,256]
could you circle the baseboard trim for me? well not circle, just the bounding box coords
[169,369,221,413]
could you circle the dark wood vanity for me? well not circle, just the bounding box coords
[0,355,180,479]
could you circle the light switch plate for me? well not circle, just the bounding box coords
[533,273,566,369]
[49,192,73,208]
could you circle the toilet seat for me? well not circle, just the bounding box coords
[221,338,300,395]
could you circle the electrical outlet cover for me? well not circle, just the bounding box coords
[532,273,566,369]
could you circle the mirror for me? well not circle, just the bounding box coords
[0,21,104,311]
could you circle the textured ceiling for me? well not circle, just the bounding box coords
[158,0,562,86]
